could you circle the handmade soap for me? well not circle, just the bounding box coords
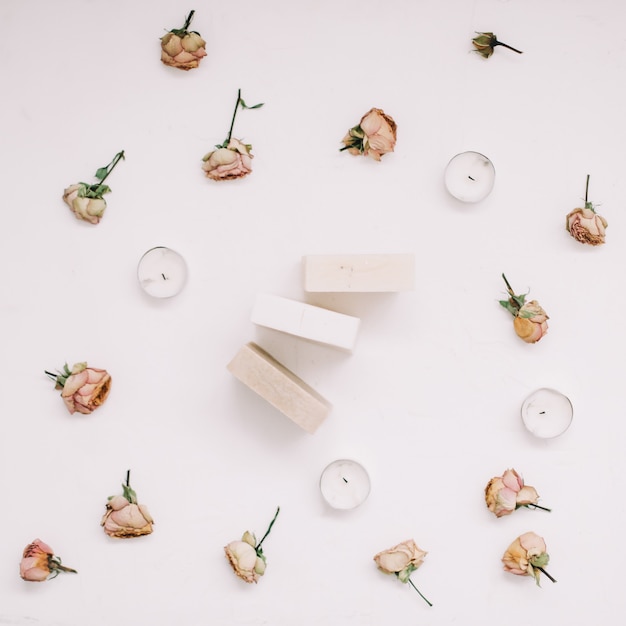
[251,294,360,351]
[227,342,331,434]
[303,254,415,292]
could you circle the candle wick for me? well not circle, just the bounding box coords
[161,273,168,280]
[342,477,348,483]
[468,175,475,181]
[539,411,546,414]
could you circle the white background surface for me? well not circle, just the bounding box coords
[1,0,626,624]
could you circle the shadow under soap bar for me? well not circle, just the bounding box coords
[227,342,331,434]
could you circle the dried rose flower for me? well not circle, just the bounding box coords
[62,150,125,224]
[374,539,432,606]
[499,274,549,344]
[485,469,550,518]
[20,539,77,582]
[160,10,207,71]
[224,507,279,583]
[202,138,253,181]
[502,532,556,586]
[45,362,111,415]
[472,32,523,58]
[341,108,397,161]
[566,175,608,245]
[101,471,154,538]
[202,89,263,181]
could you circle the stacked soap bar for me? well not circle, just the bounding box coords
[303,253,415,292]
[227,342,331,434]
[251,294,360,351]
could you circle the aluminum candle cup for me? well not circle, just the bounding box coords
[444,151,495,202]
[137,247,188,298]
[319,459,370,510]
[521,388,573,438]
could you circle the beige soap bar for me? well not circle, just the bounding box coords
[227,342,331,434]
[303,254,415,292]
[251,293,360,351]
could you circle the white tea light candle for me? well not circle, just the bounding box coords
[521,388,573,438]
[137,247,187,298]
[320,459,370,510]
[444,151,495,202]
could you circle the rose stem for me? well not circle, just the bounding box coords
[501,273,515,297]
[494,40,523,54]
[98,150,125,186]
[255,506,280,551]
[44,370,58,381]
[408,578,433,607]
[182,10,195,31]
[585,174,590,204]
[225,88,242,145]
[527,503,552,512]
[126,469,131,487]
[536,566,557,583]
[54,563,78,574]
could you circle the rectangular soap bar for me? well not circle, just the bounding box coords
[303,254,415,292]
[227,342,331,434]
[251,294,360,351]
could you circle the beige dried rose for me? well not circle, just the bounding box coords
[45,362,111,415]
[374,539,432,606]
[502,532,556,586]
[101,471,154,538]
[499,274,549,344]
[63,184,107,224]
[224,507,279,584]
[341,108,397,161]
[160,10,207,71]
[472,32,523,58]
[20,539,77,582]
[202,90,263,181]
[62,150,124,225]
[202,139,253,181]
[566,175,607,245]
[485,468,547,518]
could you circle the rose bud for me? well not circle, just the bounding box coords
[224,507,280,584]
[62,150,124,225]
[499,274,549,344]
[472,32,523,58]
[202,139,253,181]
[341,108,397,161]
[485,469,546,518]
[45,362,111,415]
[20,539,77,582]
[566,175,608,245]
[101,471,154,538]
[502,532,556,586]
[374,539,432,606]
[161,10,207,71]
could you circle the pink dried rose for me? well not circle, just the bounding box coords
[374,539,432,606]
[62,150,124,224]
[224,507,280,583]
[485,469,549,518]
[160,10,207,71]
[45,362,111,415]
[202,89,263,181]
[566,175,608,245]
[20,539,77,582]
[472,32,523,58]
[499,274,549,344]
[101,471,154,538]
[341,108,397,161]
[502,532,556,586]
[202,139,253,181]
